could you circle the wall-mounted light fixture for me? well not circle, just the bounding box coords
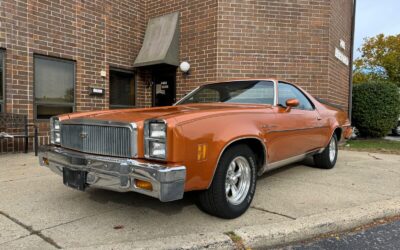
[179,61,190,75]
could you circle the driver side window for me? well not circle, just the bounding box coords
[278,82,314,110]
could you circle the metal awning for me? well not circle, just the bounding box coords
[133,12,180,68]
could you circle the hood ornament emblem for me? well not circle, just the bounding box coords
[79,132,88,139]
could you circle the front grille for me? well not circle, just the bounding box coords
[60,121,136,158]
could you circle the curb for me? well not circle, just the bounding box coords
[69,232,235,250]
[70,197,400,250]
[234,197,400,249]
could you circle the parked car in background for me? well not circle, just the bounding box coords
[39,80,352,219]
[393,116,400,136]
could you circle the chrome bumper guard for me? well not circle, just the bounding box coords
[38,145,186,202]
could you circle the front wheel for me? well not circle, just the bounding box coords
[313,134,338,169]
[197,144,257,219]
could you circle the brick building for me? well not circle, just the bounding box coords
[0,0,355,152]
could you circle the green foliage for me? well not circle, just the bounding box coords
[352,82,400,138]
[353,34,400,87]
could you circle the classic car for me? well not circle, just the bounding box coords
[39,80,352,219]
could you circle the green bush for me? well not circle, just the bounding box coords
[352,82,400,138]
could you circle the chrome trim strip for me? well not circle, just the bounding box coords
[62,119,136,128]
[174,87,200,105]
[39,145,186,202]
[267,126,330,133]
[260,148,324,174]
[208,136,267,189]
[273,80,278,106]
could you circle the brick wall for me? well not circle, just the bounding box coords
[216,0,349,105]
[328,0,353,109]
[0,0,145,152]
[0,0,353,153]
[140,0,219,105]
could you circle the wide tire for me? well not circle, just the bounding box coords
[197,144,257,219]
[313,134,338,169]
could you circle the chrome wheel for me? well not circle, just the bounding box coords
[225,156,251,205]
[329,137,336,163]
[396,125,400,135]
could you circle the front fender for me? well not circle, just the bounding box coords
[178,113,267,191]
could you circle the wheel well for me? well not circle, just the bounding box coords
[334,127,342,141]
[222,138,266,172]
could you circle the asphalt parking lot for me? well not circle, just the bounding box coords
[1,150,400,249]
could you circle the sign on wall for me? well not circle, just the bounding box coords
[335,47,349,66]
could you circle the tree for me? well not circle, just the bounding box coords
[353,34,400,86]
[352,82,400,138]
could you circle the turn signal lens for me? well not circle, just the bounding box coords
[135,179,153,191]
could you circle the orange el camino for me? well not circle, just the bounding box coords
[39,79,352,219]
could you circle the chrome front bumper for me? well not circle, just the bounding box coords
[38,145,186,202]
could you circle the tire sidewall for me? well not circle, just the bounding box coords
[329,134,338,167]
[218,146,257,216]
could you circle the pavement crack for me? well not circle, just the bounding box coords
[39,205,125,232]
[0,211,62,249]
[250,206,296,220]
[368,153,383,160]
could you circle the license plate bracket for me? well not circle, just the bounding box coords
[63,168,87,191]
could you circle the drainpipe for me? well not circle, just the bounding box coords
[348,0,357,121]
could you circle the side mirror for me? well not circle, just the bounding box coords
[285,98,299,112]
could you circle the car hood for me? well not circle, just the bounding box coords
[61,103,272,124]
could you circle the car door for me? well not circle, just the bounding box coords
[266,82,325,163]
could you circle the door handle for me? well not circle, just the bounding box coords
[317,117,322,121]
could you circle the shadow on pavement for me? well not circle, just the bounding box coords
[86,187,199,216]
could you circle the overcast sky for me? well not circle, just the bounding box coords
[354,0,400,59]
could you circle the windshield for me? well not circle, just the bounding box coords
[177,81,275,105]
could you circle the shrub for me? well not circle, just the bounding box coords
[352,82,400,138]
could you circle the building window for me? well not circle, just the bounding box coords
[0,50,4,112]
[34,55,75,120]
[109,68,135,109]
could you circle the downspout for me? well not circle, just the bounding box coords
[348,0,357,120]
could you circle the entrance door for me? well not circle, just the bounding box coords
[152,68,176,107]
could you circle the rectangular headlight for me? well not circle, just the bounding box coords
[50,117,61,145]
[145,120,167,160]
[149,141,166,159]
[52,132,61,144]
[149,123,166,139]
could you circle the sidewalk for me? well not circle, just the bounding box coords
[0,150,399,249]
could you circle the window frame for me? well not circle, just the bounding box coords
[277,81,315,111]
[33,54,76,121]
[0,49,5,113]
[109,67,136,109]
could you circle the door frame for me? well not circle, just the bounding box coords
[151,65,177,107]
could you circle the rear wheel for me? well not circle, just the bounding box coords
[313,134,338,169]
[197,144,257,219]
